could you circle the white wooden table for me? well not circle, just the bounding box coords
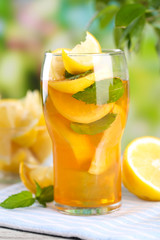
[0,184,74,240]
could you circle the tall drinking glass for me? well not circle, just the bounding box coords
[41,50,129,215]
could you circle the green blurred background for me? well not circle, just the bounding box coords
[0,0,159,149]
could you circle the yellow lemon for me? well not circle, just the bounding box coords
[62,32,101,74]
[88,105,123,175]
[48,72,95,94]
[20,161,53,193]
[49,87,114,124]
[50,48,71,80]
[45,97,94,165]
[31,128,52,163]
[13,119,38,147]
[122,136,160,201]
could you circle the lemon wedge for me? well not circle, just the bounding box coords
[123,136,160,200]
[48,72,95,94]
[20,161,53,193]
[49,87,114,124]
[62,32,101,74]
[88,105,123,175]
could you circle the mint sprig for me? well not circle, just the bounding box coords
[72,77,124,105]
[0,191,35,209]
[0,183,54,209]
[65,70,93,80]
[71,113,117,135]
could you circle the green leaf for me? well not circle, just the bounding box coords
[72,78,124,105]
[95,0,110,11]
[35,182,42,198]
[115,15,145,49]
[71,113,117,135]
[0,191,35,209]
[155,28,160,58]
[65,70,93,80]
[115,4,146,28]
[148,0,160,8]
[98,5,119,28]
[36,185,54,207]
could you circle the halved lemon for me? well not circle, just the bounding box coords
[122,136,160,201]
[20,161,53,193]
[49,87,114,124]
[62,32,101,74]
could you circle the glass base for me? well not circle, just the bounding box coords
[54,201,121,216]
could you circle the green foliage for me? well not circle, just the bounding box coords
[87,0,160,53]
[71,113,117,135]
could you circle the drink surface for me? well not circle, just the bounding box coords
[43,69,129,207]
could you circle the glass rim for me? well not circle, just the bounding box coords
[45,49,124,57]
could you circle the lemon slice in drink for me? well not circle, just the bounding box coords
[20,161,53,193]
[50,48,71,80]
[123,136,160,201]
[88,105,123,175]
[49,87,114,124]
[48,72,95,94]
[45,97,94,165]
[62,32,101,74]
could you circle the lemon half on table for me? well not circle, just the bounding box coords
[122,136,160,201]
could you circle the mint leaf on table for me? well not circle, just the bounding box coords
[35,181,42,197]
[71,113,117,135]
[0,191,35,209]
[72,77,124,105]
[0,183,54,209]
[36,185,54,207]
[65,70,93,80]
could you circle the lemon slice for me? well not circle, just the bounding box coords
[88,105,123,175]
[13,119,38,147]
[48,72,95,94]
[0,99,23,128]
[50,48,70,80]
[122,136,160,201]
[0,144,26,173]
[49,87,114,124]
[12,91,42,147]
[62,32,101,74]
[31,127,52,163]
[45,97,94,165]
[20,161,53,193]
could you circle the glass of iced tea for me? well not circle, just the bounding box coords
[41,39,129,215]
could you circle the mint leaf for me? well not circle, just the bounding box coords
[72,78,124,105]
[65,70,93,80]
[36,185,54,207]
[0,191,35,209]
[0,183,54,209]
[35,182,42,198]
[71,113,117,135]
